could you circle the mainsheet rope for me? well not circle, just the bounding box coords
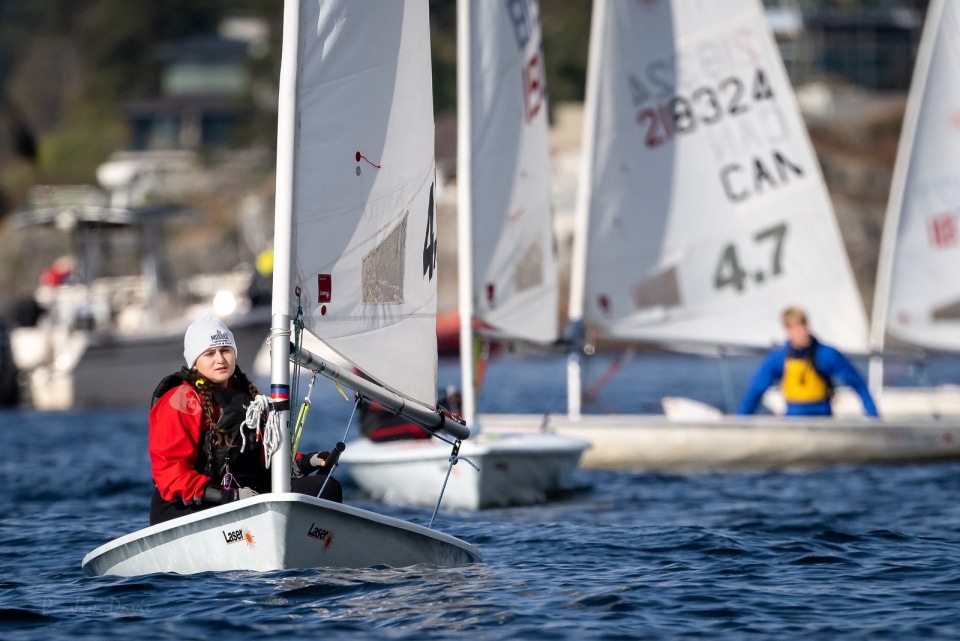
[241,394,282,467]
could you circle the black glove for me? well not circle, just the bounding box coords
[198,484,235,505]
[197,484,257,505]
[295,451,330,476]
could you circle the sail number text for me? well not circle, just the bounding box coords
[635,68,773,148]
[422,184,437,281]
[713,222,787,294]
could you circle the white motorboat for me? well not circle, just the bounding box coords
[9,187,270,410]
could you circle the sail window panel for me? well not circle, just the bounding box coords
[361,213,407,305]
[633,267,682,311]
[932,300,960,321]
[512,239,545,293]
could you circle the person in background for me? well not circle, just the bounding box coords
[358,385,462,442]
[358,398,431,442]
[736,306,879,418]
[148,312,341,525]
[438,385,462,415]
[39,254,75,287]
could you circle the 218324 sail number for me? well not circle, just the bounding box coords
[635,68,773,148]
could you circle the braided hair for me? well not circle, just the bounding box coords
[186,365,261,450]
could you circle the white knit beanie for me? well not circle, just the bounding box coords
[183,312,237,367]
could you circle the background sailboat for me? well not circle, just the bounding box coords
[481,0,960,471]
[864,0,960,416]
[340,0,588,511]
[568,0,867,380]
[457,0,560,420]
[82,0,480,576]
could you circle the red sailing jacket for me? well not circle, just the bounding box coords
[149,383,214,503]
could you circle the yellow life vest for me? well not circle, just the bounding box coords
[781,356,830,404]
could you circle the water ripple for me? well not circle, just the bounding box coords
[6,399,960,639]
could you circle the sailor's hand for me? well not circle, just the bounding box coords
[295,451,330,475]
[199,484,259,505]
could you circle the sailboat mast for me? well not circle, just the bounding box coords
[456,0,477,426]
[867,0,944,397]
[267,0,300,492]
[566,0,607,421]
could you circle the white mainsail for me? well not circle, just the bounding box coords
[568,0,868,354]
[461,0,558,343]
[285,0,439,408]
[458,0,559,422]
[871,0,960,359]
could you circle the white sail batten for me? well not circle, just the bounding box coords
[290,0,439,408]
[577,0,868,353]
[870,0,960,356]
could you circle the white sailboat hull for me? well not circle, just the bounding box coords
[82,493,481,577]
[477,413,960,472]
[764,386,960,418]
[341,433,590,510]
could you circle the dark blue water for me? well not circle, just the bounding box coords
[6,352,960,640]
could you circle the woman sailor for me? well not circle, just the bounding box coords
[148,313,341,524]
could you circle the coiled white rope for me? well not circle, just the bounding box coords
[241,394,283,468]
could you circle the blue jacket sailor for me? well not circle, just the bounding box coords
[736,307,879,418]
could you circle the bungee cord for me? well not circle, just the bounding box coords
[290,373,316,460]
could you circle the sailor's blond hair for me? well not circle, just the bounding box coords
[781,306,808,327]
